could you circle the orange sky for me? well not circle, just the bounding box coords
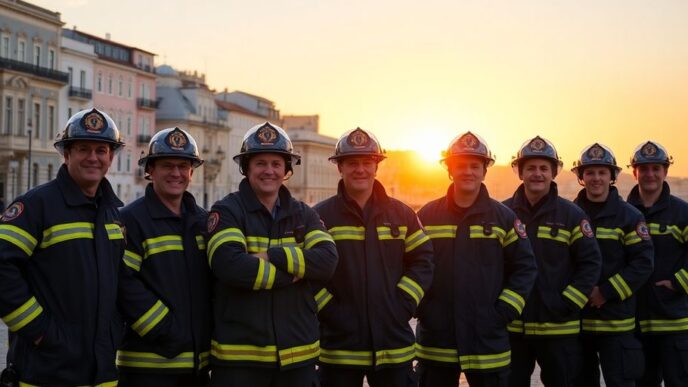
[36,0,688,176]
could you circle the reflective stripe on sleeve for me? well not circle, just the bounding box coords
[0,224,37,255]
[315,288,333,312]
[253,259,277,290]
[508,319,524,333]
[207,228,246,265]
[195,235,206,250]
[131,300,169,337]
[649,223,684,243]
[142,235,183,258]
[198,351,210,370]
[562,285,588,309]
[247,236,269,252]
[105,223,124,240]
[328,226,365,241]
[498,289,525,314]
[304,229,334,249]
[284,246,306,278]
[397,275,424,306]
[609,273,632,300]
[2,296,43,332]
[675,269,688,295]
[123,249,143,271]
[404,229,430,253]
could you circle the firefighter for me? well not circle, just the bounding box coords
[416,131,537,387]
[570,143,653,387]
[313,128,434,387]
[626,141,688,387]
[503,136,602,387]
[116,127,211,386]
[0,108,126,385]
[206,122,338,387]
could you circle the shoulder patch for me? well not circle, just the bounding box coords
[514,218,528,239]
[207,212,220,233]
[636,221,650,240]
[0,202,24,222]
[580,219,594,238]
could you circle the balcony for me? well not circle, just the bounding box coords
[0,57,69,84]
[137,98,158,110]
[68,86,93,100]
[137,134,152,144]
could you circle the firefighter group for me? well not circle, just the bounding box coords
[0,107,686,387]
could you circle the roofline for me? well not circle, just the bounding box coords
[62,28,156,56]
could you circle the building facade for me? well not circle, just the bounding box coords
[0,0,68,203]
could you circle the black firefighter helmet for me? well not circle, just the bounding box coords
[138,127,204,169]
[54,108,125,153]
[233,122,301,175]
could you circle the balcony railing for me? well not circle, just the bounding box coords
[137,98,158,109]
[137,134,152,144]
[0,57,69,83]
[68,86,93,100]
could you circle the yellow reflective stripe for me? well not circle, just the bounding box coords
[123,249,143,271]
[315,288,333,312]
[40,222,94,248]
[675,269,688,295]
[415,343,458,363]
[247,236,269,252]
[0,224,37,255]
[649,223,684,243]
[207,228,246,265]
[284,246,306,278]
[582,317,636,333]
[198,351,210,370]
[116,350,194,368]
[424,225,457,239]
[95,382,118,387]
[253,259,277,290]
[405,229,430,253]
[563,285,587,309]
[537,226,572,244]
[571,226,584,244]
[460,350,510,371]
[684,225,688,242]
[211,340,278,362]
[279,340,320,366]
[304,229,334,249]
[196,235,206,250]
[377,226,408,240]
[397,276,424,306]
[609,273,632,300]
[499,289,525,314]
[595,227,623,241]
[376,344,415,365]
[328,226,365,241]
[639,317,688,333]
[508,319,524,333]
[623,231,642,246]
[271,236,299,248]
[2,296,43,332]
[469,225,507,246]
[320,348,373,366]
[105,223,124,240]
[142,235,183,259]
[524,320,581,335]
[131,300,169,337]
[503,228,518,247]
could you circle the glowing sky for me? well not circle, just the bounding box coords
[34,0,688,175]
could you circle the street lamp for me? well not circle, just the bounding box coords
[27,127,32,191]
[202,145,226,209]
[9,160,18,200]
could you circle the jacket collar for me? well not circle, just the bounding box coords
[445,182,493,218]
[57,164,123,208]
[575,185,621,219]
[510,182,559,215]
[627,181,671,214]
[144,183,200,219]
[336,179,390,219]
[238,177,293,217]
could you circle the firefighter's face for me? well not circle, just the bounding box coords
[446,156,486,196]
[633,163,667,195]
[337,156,378,196]
[247,153,286,197]
[582,166,612,202]
[148,158,193,200]
[64,141,114,192]
[520,158,553,198]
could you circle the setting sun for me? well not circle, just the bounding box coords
[408,135,447,165]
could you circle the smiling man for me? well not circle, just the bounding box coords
[206,122,338,387]
[571,143,653,387]
[503,137,602,387]
[626,141,688,387]
[0,108,126,386]
[313,128,433,387]
[417,132,537,387]
[116,127,211,386]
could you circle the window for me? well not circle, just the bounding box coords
[117,154,122,171]
[126,114,132,135]
[32,163,38,187]
[108,73,113,95]
[126,153,131,172]
[79,70,86,88]
[33,45,40,66]
[48,49,56,70]
[127,78,132,98]
[118,76,123,97]
[48,106,55,139]
[67,107,72,120]
[17,40,25,62]
[1,34,10,58]
[4,97,12,135]
[33,103,40,139]
[97,72,103,92]
[117,184,121,197]
[67,67,73,86]
[47,164,53,180]
[17,99,25,135]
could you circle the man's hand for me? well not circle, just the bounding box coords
[254,252,269,261]
[588,286,606,308]
[655,280,675,291]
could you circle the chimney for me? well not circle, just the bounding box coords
[105,33,111,40]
